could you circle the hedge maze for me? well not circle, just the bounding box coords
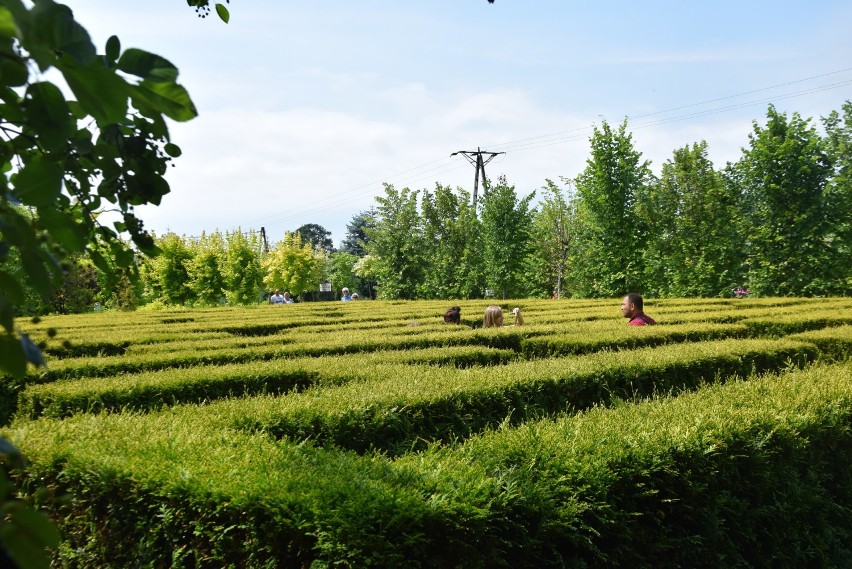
[4,297,852,567]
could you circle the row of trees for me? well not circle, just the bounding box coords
[11,101,852,313]
[365,103,850,300]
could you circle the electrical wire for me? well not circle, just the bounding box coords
[243,68,852,232]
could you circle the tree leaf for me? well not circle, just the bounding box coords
[36,207,87,253]
[164,143,182,157]
[13,155,64,207]
[105,34,120,65]
[19,333,45,367]
[28,0,96,68]
[21,249,56,298]
[132,80,197,122]
[0,36,27,86]
[215,3,230,23]
[58,57,128,125]
[1,503,60,569]
[0,6,19,38]
[117,48,178,82]
[0,270,25,304]
[0,333,26,378]
[26,81,73,152]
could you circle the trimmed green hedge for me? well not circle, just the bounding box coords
[7,360,851,567]
[16,346,516,421]
[519,322,748,356]
[223,338,820,454]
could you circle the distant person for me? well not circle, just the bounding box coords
[351,293,360,300]
[482,305,524,328]
[443,306,461,324]
[269,289,284,304]
[511,307,524,326]
[621,293,656,326]
[341,287,352,301]
[282,291,294,304]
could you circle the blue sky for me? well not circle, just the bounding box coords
[66,1,852,246]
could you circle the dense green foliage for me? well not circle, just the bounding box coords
[9,102,850,313]
[2,298,851,566]
[0,0,197,378]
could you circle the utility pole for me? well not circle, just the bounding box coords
[451,147,505,207]
[260,226,269,253]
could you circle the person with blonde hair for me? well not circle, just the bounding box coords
[483,305,524,327]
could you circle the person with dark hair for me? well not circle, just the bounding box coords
[621,293,656,326]
[443,306,461,324]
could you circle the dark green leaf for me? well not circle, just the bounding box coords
[20,333,45,367]
[0,295,14,333]
[14,155,63,207]
[1,503,60,569]
[0,333,26,378]
[215,3,230,23]
[0,85,21,104]
[88,248,110,274]
[131,80,197,122]
[26,81,74,152]
[164,142,182,157]
[0,37,27,86]
[105,34,120,65]
[58,57,128,125]
[117,48,178,82]
[21,249,55,298]
[111,241,135,269]
[0,270,25,304]
[28,0,96,68]
[36,207,86,253]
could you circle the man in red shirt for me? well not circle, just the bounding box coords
[621,293,656,326]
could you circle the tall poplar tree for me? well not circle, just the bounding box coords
[222,229,264,305]
[529,179,574,298]
[420,184,483,299]
[640,141,742,297]
[733,106,834,296]
[368,184,425,299]
[821,100,852,294]
[187,231,226,306]
[570,120,651,297]
[479,176,534,299]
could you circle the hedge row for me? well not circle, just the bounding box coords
[15,346,517,421]
[221,337,821,454]
[7,360,850,567]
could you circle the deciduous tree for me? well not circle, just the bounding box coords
[0,0,197,376]
[221,228,264,305]
[529,179,574,298]
[570,120,651,297]
[262,232,326,299]
[295,223,335,254]
[367,184,425,299]
[479,176,534,299]
[820,100,852,294]
[732,106,834,296]
[640,141,742,297]
[420,184,483,299]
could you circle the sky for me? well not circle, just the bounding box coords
[63,1,852,248]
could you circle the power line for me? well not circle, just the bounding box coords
[242,67,852,232]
